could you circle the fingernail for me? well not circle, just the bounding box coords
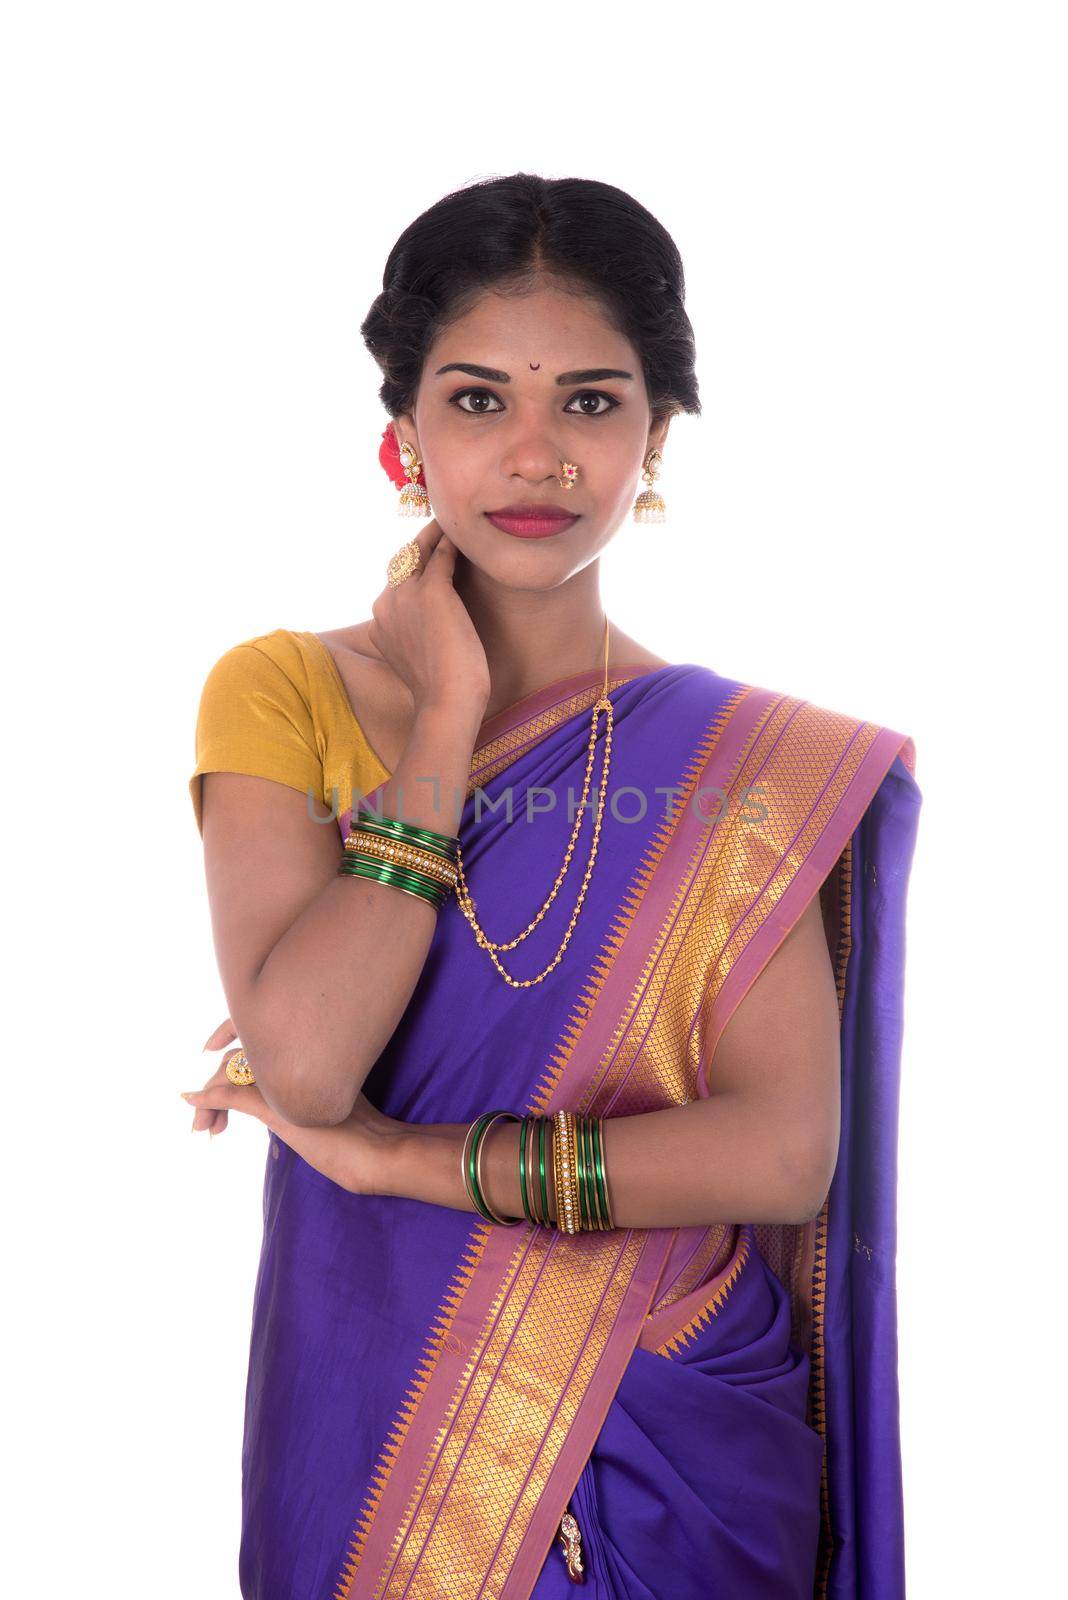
[180,1092,194,1102]
[209,1129,216,1140]
[191,1113,198,1132]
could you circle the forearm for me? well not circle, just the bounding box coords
[238,701,484,1127]
[379,1094,833,1228]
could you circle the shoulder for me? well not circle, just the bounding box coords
[690,664,917,778]
[193,625,332,745]
[772,681,916,776]
[195,626,353,728]
[191,628,328,764]
[197,627,315,696]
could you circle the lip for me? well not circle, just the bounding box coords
[485,504,581,539]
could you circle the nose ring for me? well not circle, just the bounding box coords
[559,461,579,490]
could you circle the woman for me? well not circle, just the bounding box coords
[184,174,920,1600]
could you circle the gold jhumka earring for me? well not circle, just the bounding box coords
[397,442,432,516]
[632,447,666,522]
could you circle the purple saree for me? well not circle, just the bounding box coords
[237,660,921,1600]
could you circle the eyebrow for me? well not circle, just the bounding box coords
[434,362,634,385]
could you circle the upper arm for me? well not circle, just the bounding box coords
[200,771,341,1020]
[709,888,841,1208]
[189,641,343,1035]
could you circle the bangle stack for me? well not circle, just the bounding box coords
[460,1108,615,1233]
[338,812,459,910]
[338,815,616,1233]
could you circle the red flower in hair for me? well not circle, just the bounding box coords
[379,423,409,489]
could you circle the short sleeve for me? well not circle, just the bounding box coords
[188,637,324,837]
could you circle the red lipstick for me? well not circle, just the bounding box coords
[484,502,581,539]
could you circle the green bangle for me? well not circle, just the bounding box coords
[519,1116,536,1225]
[580,1114,595,1230]
[468,1111,523,1226]
[573,1114,586,1230]
[464,1112,498,1221]
[537,1114,551,1226]
[592,1117,612,1229]
[340,845,454,897]
[583,1115,598,1230]
[351,811,459,859]
[336,856,448,909]
[337,854,446,896]
[588,1117,605,1230]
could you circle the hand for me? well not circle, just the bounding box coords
[369,517,490,719]
[192,1016,240,1135]
[181,1033,401,1197]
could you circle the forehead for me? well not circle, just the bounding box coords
[430,283,632,364]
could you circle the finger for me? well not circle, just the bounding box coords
[406,519,446,571]
[189,1035,239,1131]
[202,1017,238,1053]
[189,1095,229,1134]
[182,1059,268,1131]
[422,533,456,581]
[413,517,443,551]
[376,522,441,608]
[206,1046,246,1134]
[181,1081,264,1123]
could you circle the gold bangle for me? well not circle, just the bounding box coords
[344,827,458,888]
[553,1110,582,1234]
[565,1112,582,1233]
[551,1112,563,1230]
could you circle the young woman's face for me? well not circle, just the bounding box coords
[394,281,670,589]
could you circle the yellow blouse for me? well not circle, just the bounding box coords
[188,628,391,837]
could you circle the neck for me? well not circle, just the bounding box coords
[453,562,614,720]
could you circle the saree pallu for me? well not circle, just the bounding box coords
[237,661,921,1600]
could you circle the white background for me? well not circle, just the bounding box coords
[4,3,1064,1594]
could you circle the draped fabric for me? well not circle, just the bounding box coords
[232,660,920,1600]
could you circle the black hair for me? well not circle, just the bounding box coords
[360,172,700,425]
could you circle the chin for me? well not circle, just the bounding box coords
[476,554,579,591]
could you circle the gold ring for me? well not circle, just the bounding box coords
[225,1050,256,1086]
[387,540,422,586]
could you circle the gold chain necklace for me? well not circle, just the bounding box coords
[453,615,616,989]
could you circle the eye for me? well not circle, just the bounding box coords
[563,391,620,417]
[448,387,621,418]
[450,388,505,414]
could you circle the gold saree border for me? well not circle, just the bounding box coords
[592,694,883,1370]
[812,834,853,1598]
[334,674,745,1600]
[639,1224,754,1357]
[334,673,906,1600]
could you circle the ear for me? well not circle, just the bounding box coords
[646,415,672,456]
[393,411,420,456]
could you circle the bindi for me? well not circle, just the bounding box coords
[529,362,540,370]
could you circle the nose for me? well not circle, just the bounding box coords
[497,431,569,487]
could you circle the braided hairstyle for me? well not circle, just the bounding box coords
[361,173,701,427]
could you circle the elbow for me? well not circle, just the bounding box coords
[235,1031,359,1129]
[779,1129,840,1225]
[261,1068,356,1129]
[259,1077,355,1128]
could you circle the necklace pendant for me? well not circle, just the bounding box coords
[557,1509,586,1583]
